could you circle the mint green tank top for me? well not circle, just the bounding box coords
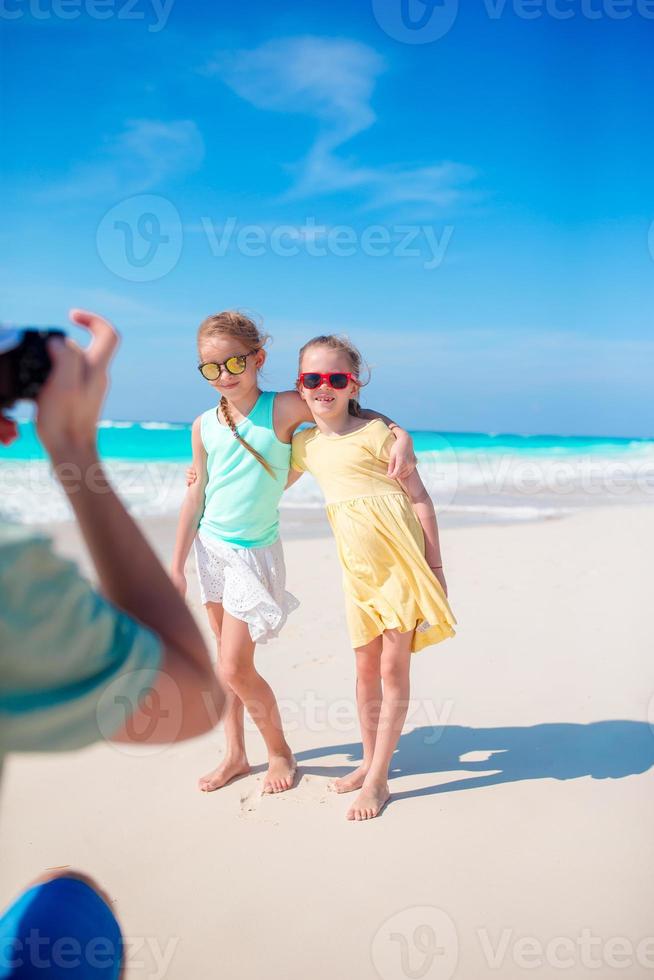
[198,391,291,549]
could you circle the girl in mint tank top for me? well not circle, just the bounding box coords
[171,310,417,797]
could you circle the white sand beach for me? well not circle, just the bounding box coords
[1,504,653,980]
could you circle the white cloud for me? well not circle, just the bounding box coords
[207,36,475,214]
[40,119,205,202]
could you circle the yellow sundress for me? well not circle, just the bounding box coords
[291,419,456,653]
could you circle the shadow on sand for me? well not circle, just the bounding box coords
[295,720,654,802]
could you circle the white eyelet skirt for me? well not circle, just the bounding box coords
[194,532,299,644]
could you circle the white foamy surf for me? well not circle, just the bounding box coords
[1,447,653,528]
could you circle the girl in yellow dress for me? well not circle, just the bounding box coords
[289,335,456,821]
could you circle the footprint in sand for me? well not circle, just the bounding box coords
[239,782,262,817]
[291,655,335,669]
[284,773,332,806]
[238,776,293,818]
[238,772,334,818]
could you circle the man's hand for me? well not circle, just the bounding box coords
[387,430,418,481]
[35,309,119,458]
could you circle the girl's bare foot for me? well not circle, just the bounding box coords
[263,753,297,794]
[346,780,390,820]
[198,756,250,792]
[329,766,369,794]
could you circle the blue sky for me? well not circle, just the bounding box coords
[2,0,653,435]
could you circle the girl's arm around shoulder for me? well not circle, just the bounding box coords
[274,389,417,480]
[274,395,315,485]
[287,424,313,483]
[358,408,416,480]
[170,415,208,593]
[398,468,448,596]
[275,390,414,442]
[273,390,314,443]
[284,468,304,491]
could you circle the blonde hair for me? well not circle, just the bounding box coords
[297,334,367,416]
[198,311,275,478]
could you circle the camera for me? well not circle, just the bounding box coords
[0,327,65,410]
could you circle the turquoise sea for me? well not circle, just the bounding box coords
[1,421,653,526]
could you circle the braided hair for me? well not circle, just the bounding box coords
[198,311,275,479]
[218,394,275,478]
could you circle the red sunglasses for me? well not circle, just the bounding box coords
[297,372,358,390]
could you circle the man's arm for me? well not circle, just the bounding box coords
[35,310,224,743]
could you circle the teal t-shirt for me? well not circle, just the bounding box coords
[0,523,162,763]
[198,390,291,549]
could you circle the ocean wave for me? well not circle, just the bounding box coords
[1,451,653,527]
[416,453,654,504]
[0,461,189,525]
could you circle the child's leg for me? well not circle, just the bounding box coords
[331,636,383,794]
[219,610,296,794]
[198,601,250,792]
[347,627,413,821]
